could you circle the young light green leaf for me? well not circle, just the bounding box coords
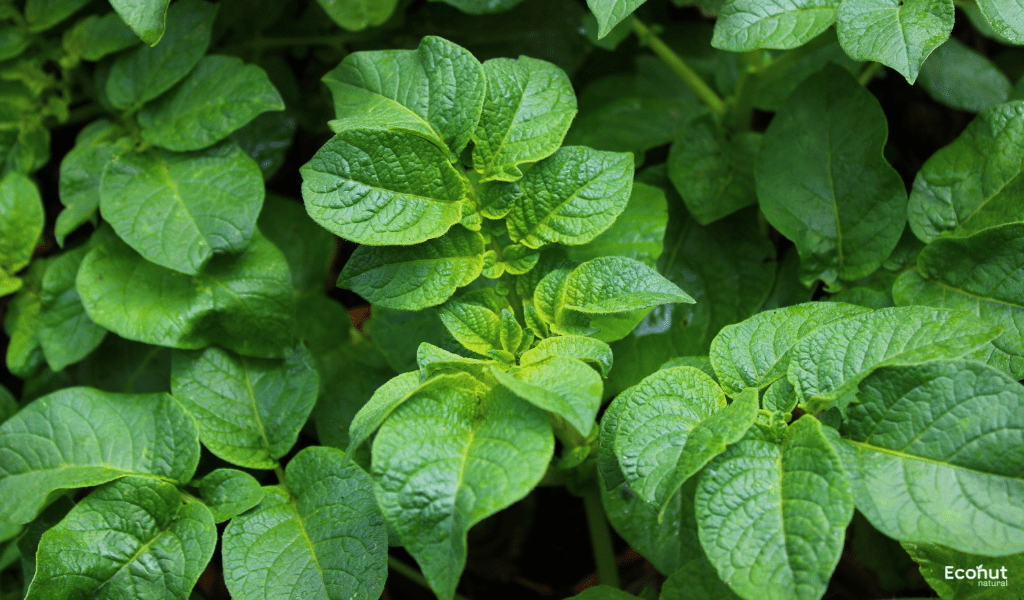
[756,64,906,286]
[322,36,486,156]
[902,542,1024,598]
[520,335,613,377]
[106,0,216,110]
[417,343,495,379]
[917,38,1011,113]
[0,269,20,297]
[503,243,541,274]
[100,141,264,275]
[338,226,484,310]
[25,477,216,600]
[222,446,388,600]
[0,172,43,275]
[834,360,1024,555]
[713,0,840,51]
[976,0,1024,44]
[316,0,398,30]
[24,0,89,32]
[372,384,552,600]
[472,56,577,182]
[37,245,107,371]
[696,417,854,600]
[562,256,693,314]
[661,557,743,600]
[0,387,200,524]
[506,146,634,248]
[63,12,140,61]
[789,306,1002,413]
[302,129,467,246]
[346,370,422,455]
[836,0,953,83]
[709,302,871,396]
[438,289,508,356]
[762,377,797,416]
[585,0,646,38]
[893,223,1024,379]
[138,55,284,152]
[492,355,603,437]
[908,100,1024,242]
[196,468,264,523]
[668,117,761,225]
[499,309,523,353]
[55,120,133,246]
[171,345,319,470]
[566,181,669,267]
[109,0,172,45]
[77,231,295,358]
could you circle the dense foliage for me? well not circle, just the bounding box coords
[1,0,1023,599]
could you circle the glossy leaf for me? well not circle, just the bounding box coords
[316,0,398,30]
[338,226,484,310]
[976,0,1024,44]
[138,55,285,152]
[696,417,854,600]
[492,355,603,436]
[302,129,467,246]
[756,64,906,286]
[0,387,200,524]
[171,345,319,469]
[586,0,646,38]
[562,256,693,314]
[25,477,216,600]
[438,290,508,355]
[222,446,388,600]
[520,335,613,378]
[713,0,840,51]
[37,244,107,371]
[109,0,172,45]
[789,306,1002,413]
[77,231,295,358]
[566,181,669,267]
[834,360,1024,555]
[196,468,264,523]
[472,56,577,182]
[0,172,43,275]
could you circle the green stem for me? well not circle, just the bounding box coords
[583,486,621,589]
[729,50,762,130]
[755,32,833,79]
[857,62,885,86]
[631,18,726,117]
[388,556,472,600]
[273,466,286,485]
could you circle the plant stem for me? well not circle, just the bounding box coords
[582,486,621,589]
[274,466,287,485]
[755,32,833,79]
[857,61,885,86]
[388,556,472,600]
[631,18,726,117]
[729,50,763,130]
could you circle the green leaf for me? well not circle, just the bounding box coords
[917,38,1011,113]
[231,111,296,180]
[196,468,264,523]
[138,55,284,152]
[0,384,15,424]
[345,370,422,455]
[613,368,756,507]
[4,259,48,378]
[438,289,508,356]
[668,117,761,225]
[499,309,523,353]
[709,302,871,397]
[258,194,335,295]
[106,0,216,110]
[893,224,1024,378]
[0,269,20,297]
[0,172,43,275]
[417,343,496,379]
[566,181,669,267]
[976,0,1024,44]
[836,0,953,83]
[565,256,693,314]
[109,0,172,45]
[429,0,529,13]
[506,146,634,248]
[55,120,133,246]
[661,558,743,600]
[570,586,638,600]
[322,36,486,156]
[492,356,603,437]
[586,0,646,38]
[365,306,465,372]
[100,141,264,275]
[302,129,467,246]
[25,0,89,31]
[63,12,140,61]
[25,477,216,600]
[834,360,1024,555]
[372,383,552,600]
[222,446,388,600]
[37,245,108,371]
[14,496,74,584]
[696,417,854,600]
[712,0,840,51]
[0,387,200,524]
[77,231,295,358]
[0,27,31,61]
[338,226,484,310]
[171,345,318,470]
[789,306,1002,413]
[760,248,815,310]
[520,335,613,377]
[902,542,1024,598]
[908,100,1024,242]
[471,56,577,182]
[763,377,797,416]
[756,64,907,286]
[316,0,398,30]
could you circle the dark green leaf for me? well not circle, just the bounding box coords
[37,245,107,371]
[661,557,743,600]
[917,38,1011,113]
[566,182,669,267]
[24,0,89,32]
[902,542,1024,598]
[316,0,398,30]
[231,111,296,180]
[63,12,140,61]
[258,194,335,295]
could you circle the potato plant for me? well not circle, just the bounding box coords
[0,1,1023,600]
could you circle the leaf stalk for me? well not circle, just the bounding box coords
[631,18,727,118]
